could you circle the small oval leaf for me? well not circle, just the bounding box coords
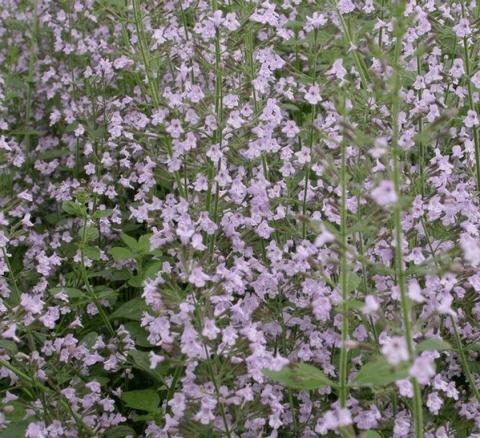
[416,338,452,353]
[263,363,334,390]
[352,357,409,387]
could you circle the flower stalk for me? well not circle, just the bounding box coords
[390,3,424,436]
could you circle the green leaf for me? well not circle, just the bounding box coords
[416,338,452,353]
[138,234,152,253]
[352,357,409,387]
[333,298,364,311]
[93,209,113,219]
[121,389,160,412]
[98,0,126,8]
[0,340,18,354]
[364,431,382,438]
[347,273,361,293]
[80,332,98,349]
[37,148,69,161]
[132,413,158,422]
[128,275,144,288]
[121,233,139,251]
[281,103,301,112]
[62,201,85,217]
[110,247,133,262]
[44,212,64,225]
[0,420,29,437]
[104,425,136,438]
[83,246,101,261]
[110,298,147,321]
[49,287,84,299]
[94,286,116,303]
[143,261,162,280]
[465,343,480,352]
[263,363,334,390]
[128,350,169,383]
[4,401,26,421]
[83,226,99,242]
[124,322,153,347]
[93,269,131,281]
[150,250,163,259]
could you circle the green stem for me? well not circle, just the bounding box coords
[131,0,185,198]
[24,1,38,171]
[2,247,36,352]
[378,0,385,48]
[0,358,95,436]
[459,2,480,191]
[336,12,370,90]
[451,316,480,401]
[390,3,423,436]
[2,247,22,304]
[421,221,480,401]
[80,218,115,336]
[416,45,425,197]
[302,29,318,239]
[245,28,259,114]
[203,347,233,438]
[339,108,349,407]
[207,0,224,259]
[191,288,232,438]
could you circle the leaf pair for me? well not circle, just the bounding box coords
[110,233,152,261]
[263,363,335,390]
[263,357,411,390]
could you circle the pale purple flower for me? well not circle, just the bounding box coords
[21,293,44,314]
[149,352,164,369]
[338,0,355,14]
[465,110,479,128]
[381,336,409,365]
[312,296,332,322]
[362,295,380,314]
[450,58,464,78]
[304,85,321,105]
[327,59,347,83]
[396,379,414,398]
[223,12,240,31]
[2,323,20,342]
[410,355,436,384]
[407,279,425,303]
[471,71,480,88]
[427,391,443,415]
[453,18,472,37]
[460,234,480,266]
[371,180,398,206]
[306,12,327,31]
[202,318,220,340]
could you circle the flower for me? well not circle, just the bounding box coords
[464,110,479,128]
[304,85,321,105]
[407,279,425,303]
[410,355,436,384]
[381,336,409,365]
[338,0,355,14]
[371,180,398,206]
[453,18,472,37]
[362,295,380,314]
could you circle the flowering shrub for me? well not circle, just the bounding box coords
[0,0,480,436]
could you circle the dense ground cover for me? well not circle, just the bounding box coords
[0,0,480,436]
